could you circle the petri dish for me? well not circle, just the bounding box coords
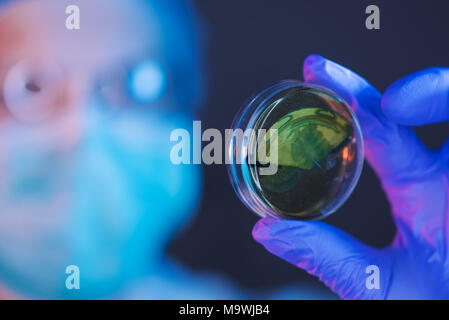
[226,80,364,221]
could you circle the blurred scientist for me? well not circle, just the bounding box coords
[0,0,331,299]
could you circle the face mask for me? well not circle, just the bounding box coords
[0,99,201,298]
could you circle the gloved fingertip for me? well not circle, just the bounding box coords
[303,54,326,81]
[381,68,449,126]
[252,218,309,241]
[252,217,276,240]
[252,218,315,267]
[303,55,353,92]
[381,79,410,124]
[303,54,325,68]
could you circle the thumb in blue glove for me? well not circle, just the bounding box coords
[253,55,449,299]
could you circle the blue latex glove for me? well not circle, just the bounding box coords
[252,55,449,299]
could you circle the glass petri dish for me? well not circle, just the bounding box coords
[226,80,364,221]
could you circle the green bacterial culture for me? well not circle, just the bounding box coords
[239,83,363,220]
[254,106,354,219]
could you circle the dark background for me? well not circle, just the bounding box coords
[168,0,449,295]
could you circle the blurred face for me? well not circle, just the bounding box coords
[0,0,201,298]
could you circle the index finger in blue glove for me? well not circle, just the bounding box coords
[382,68,449,126]
[303,55,435,185]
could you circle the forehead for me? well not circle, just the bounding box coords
[0,0,162,69]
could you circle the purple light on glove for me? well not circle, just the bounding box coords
[253,55,449,300]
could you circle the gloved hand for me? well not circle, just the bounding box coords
[252,54,449,299]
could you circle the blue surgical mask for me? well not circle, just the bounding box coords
[0,98,202,299]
